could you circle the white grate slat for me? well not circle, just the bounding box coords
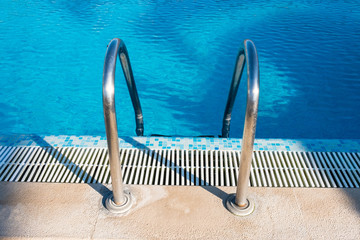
[0,147,359,188]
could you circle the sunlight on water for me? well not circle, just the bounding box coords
[0,0,359,138]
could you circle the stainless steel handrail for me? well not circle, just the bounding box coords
[102,38,143,212]
[102,38,259,215]
[104,38,144,138]
[221,47,246,138]
[223,40,260,216]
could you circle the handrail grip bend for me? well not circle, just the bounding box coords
[102,38,143,210]
[223,40,260,213]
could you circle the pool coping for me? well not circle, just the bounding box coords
[0,135,359,152]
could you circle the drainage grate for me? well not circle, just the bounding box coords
[0,146,359,188]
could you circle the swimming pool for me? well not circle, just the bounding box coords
[1,0,360,139]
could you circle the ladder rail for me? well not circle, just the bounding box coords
[221,47,246,138]
[222,40,260,207]
[102,38,143,206]
[102,37,259,214]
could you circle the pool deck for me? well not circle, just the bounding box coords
[0,182,359,239]
[0,135,359,239]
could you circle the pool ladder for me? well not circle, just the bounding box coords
[102,38,259,216]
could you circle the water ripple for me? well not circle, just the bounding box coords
[0,0,360,138]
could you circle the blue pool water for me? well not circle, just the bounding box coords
[1,0,360,139]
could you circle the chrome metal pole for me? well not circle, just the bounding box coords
[226,40,259,216]
[222,49,246,138]
[102,38,135,213]
[118,41,144,136]
[235,40,259,206]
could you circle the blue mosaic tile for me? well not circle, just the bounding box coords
[0,135,359,152]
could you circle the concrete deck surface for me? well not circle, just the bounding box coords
[0,182,359,239]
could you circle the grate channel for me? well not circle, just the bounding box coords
[0,146,359,187]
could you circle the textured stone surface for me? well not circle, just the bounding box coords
[292,188,360,240]
[0,182,359,239]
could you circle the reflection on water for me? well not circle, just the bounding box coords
[0,0,359,138]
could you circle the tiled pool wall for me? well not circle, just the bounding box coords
[0,135,359,152]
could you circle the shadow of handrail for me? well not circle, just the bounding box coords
[121,136,229,202]
[30,135,111,198]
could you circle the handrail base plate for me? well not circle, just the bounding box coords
[105,191,133,214]
[226,194,255,216]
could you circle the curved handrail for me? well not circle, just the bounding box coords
[103,38,144,137]
[102,38,143,205]
[222,40,260,208]
[221,40,259,139]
